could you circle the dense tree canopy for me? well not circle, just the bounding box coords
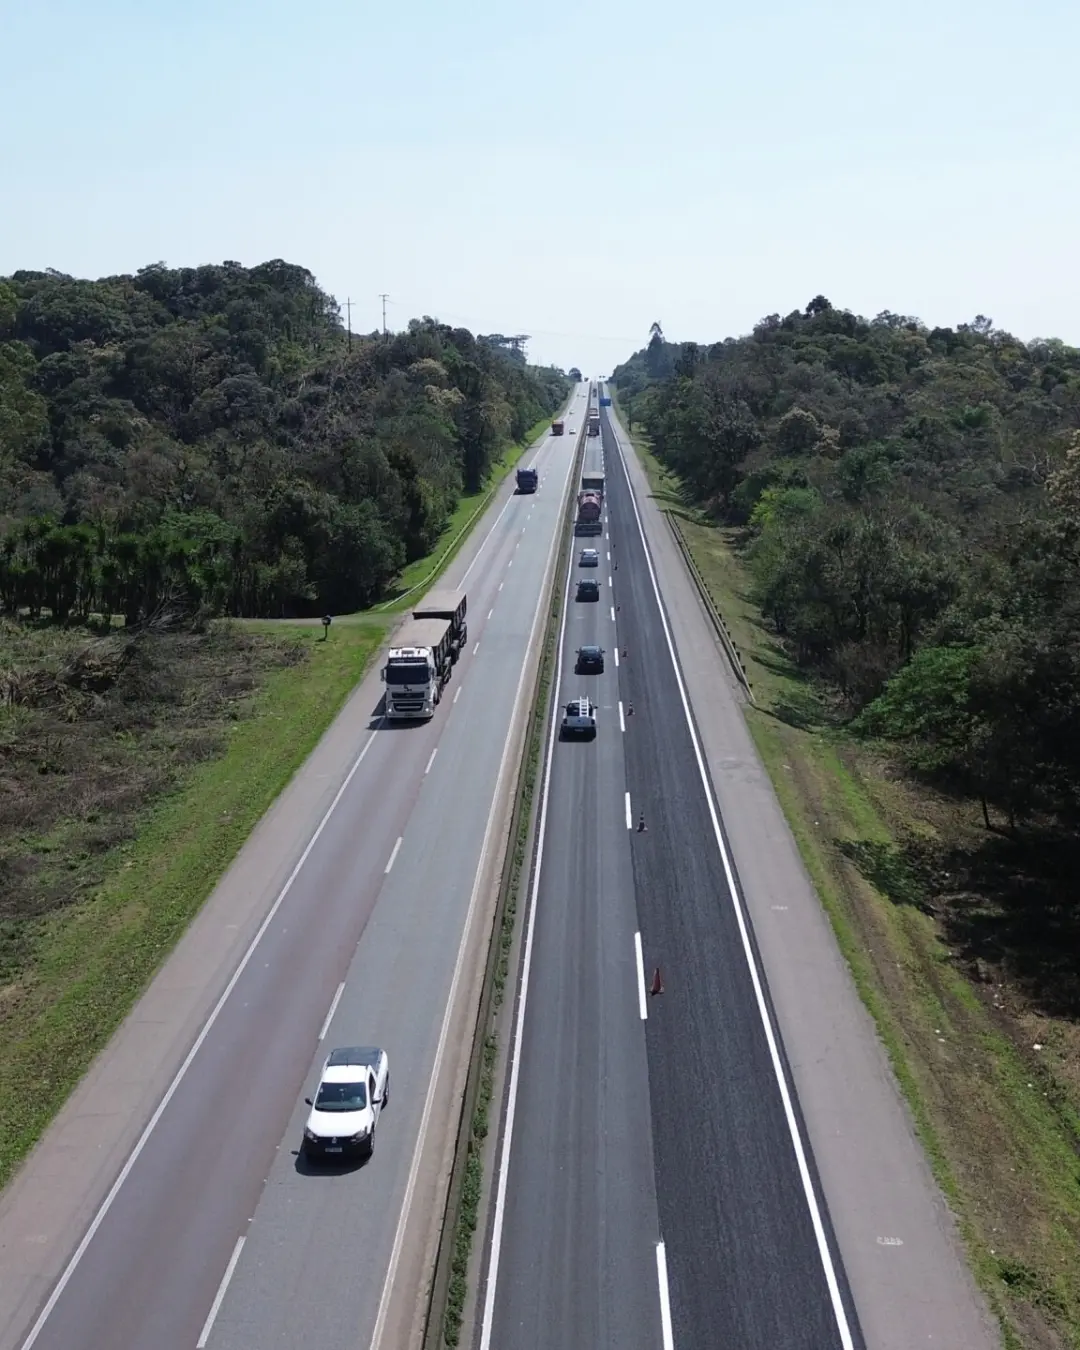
[613,298,1080,830]
[0,262,567,619]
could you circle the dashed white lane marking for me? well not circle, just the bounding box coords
[197,1236,246,1348]
[610,606,615,622]
[625,791,633,830]
[473,641,480,655]
[656,1243,675,1350]
[634,933,648,1020]
[454,687,462,704]
[384,837,403,874]
[487,608,494,620]
[614,648,620,668]
[318,983,345,1041]
[608,575,612,587]
[619,701,625,733]
[425,748,438,775]
[498,583,504,592]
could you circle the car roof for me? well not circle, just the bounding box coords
[324,1045,382,1074]
[579,643,602,653]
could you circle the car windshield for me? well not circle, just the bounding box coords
[386,661,429,686]
[314,1080,367,1111]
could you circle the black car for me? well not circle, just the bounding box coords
[576,644,605,673]
[576,579,600,602]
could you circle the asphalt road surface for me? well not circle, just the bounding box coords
[479,406,862,1349]
[481,430,665,1349]
[2,386,589,1350]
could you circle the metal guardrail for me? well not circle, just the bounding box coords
[420,416,589,1350]
[665,513,757,707]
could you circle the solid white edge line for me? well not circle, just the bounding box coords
[634,932,648,1021]
[425,747,438,775]
[196,1235,246,1348]
[370,423,577,1350]
[17,723,382,1350]
[619,700,625,734]
[477,479,576,1350]
[625,790,633,830]
[318,982,346,1041]
[656,1242,675,1350]
[384,836,403,874]
[612,424,856,1349]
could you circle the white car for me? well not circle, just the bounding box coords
[302,1045,390,1162]
[579,548,599,567]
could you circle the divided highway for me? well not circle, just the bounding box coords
[2,386,589,1350]
[479,403,863,1348]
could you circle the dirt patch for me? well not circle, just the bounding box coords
[0,618,303,990]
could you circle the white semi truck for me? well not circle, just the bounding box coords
[381,616,453,720]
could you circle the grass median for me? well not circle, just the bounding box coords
[620,414,1080,1350]
[0,618,383,1189]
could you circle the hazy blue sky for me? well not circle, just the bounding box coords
[2,0,1077,374]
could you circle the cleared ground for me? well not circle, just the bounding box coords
[626,427,1080,1350]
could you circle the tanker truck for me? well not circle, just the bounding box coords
[575,489,603,536]
[381,617,453,720]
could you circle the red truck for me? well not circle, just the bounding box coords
[575,489,603,536]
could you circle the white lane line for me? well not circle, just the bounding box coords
[614,647,620,668]
[487,608,494,620]
[634,933,648,1020]
[619,701,625,733]
[17,719,384,1350]
[610,605,615,622]
[499,582,504,591]
[508,558,513,568]
[460,484,520,586]
[656,1243,675,1350]
[374,422,577,1350]
[625,791,633,829]
[384,836,403,874]
[607,551,611,561]
[453,687,462,704]
[608,575,612,587]
[425,748,438,775]
[612,427,856,1349]
[196,1236,246,1348]
[318,982,345,1041]
[478,527,576,1350]
[473,641,480,655]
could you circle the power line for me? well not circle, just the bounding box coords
[378,293,389,336]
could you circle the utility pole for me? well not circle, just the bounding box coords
[345,297,353,350]
[378,293,389,336]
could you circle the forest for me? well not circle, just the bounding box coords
[613,302,1080,836]
[0,262,568,621]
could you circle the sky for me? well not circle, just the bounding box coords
[2,0,1078,376]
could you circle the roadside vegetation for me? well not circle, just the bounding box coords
[0,263,567,621]
[0,257,571,1186]
[613,304,1080,1350]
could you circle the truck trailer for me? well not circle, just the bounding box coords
[381,617,453,720]
[412,588,467,662]
[587,410,600,436]
[550,419,565,436]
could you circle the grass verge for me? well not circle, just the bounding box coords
[425,434,580,1350]
[617,406,1080,1350]
[0,619,383,1188]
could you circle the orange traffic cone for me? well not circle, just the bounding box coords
[637,812,647,832]
[650,967,664,996]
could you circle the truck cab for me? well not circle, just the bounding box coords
[382,617,453,719]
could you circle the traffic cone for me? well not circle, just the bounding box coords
[650,967,664,996]
[637,812,647,832]
[627,702,634,716]
[622,649,627,658]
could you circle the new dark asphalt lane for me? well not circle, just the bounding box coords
[484,431,663,1349]
[604,409,862,1350]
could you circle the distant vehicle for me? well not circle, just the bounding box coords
[568,428,576,435]
[575,644,605,674]
[560,696,597,740]
[302,1046,390,1162]
[550,419,565,436]
[579,548,599,567]
[382,617,453,719]
[576,578,600,602]
[516,466,539,494]
[413,588,467,662]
